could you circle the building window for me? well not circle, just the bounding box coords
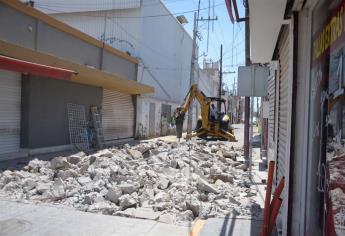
[311,0,345,234]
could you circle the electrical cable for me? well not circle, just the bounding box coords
[35,2,225,19]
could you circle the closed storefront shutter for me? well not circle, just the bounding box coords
[268,69,276,153]
[101,89,135,140]
[0,70,21,154]
[276,29,290,183]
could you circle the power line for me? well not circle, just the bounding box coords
[110,18,176,60]
[34,0,193,7]
[35,2,225,19]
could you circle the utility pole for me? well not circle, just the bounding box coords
[218,45,223,113]
[187,11,198,134]
[244,0,250,163]
[187,0,217,134]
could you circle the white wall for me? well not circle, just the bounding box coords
[139,0,192,104]
[51,0,192,105]
[136,96,196,138]
[43,0,200,137]
[198,68,219,97]
[52,8,142,57]
[32,0,141,13]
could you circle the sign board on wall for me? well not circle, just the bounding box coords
[237,65,269,97]
[262,101,269,118]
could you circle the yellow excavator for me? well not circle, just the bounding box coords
[174,84,237,141]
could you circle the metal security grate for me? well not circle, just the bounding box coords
[67,103,90,151]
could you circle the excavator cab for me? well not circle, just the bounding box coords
[174,84,236,141]
[195,97,234,140]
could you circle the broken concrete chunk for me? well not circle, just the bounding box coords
[176,160,185,169]
[170,159,178,168]
[210,145,218,153]
[177,210,194,222]
[209,173,234,183]
[229,196,241,206]
[95,149,113,158]
[119,194,137,209]
[223,151,236,160]
[158,176,170,190]
[67,155,82,165]
[153,202,171,211]
[57,169,77,180]
[51,178,65,200]
[236,156,246,163]
[23,179,37,192]
[1,170,13,179]
[197,177,219,194]
[209,165,222,175]
[0,139,261,223]
[88,201,118,215]
[83,193,100,205]
[235,164,247,170]
[158,213,175,224]
[36,183,51,194]
[77,177,92,186]
[118,183,138,194]
[199,203,212,219]
[215,199,229,210]
[50,156,70,170]
[157,152,169,162]
[89,155,97,164]
[127,149,143,159]
[26,159,45,173]
[154,192,170,203]
[186,198,200,217]
[120,207,161,220]
[106,187,122,204]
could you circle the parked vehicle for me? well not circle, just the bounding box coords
[252,134,261,148]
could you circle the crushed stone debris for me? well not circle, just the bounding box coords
[0,139,261,224]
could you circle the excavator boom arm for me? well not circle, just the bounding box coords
[177,84,209,113]
[175,84,209,129]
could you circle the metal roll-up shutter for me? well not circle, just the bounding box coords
[102,89,135,140]
[268,71,276,148]
[0,70,21,154]
[276,29,290,183]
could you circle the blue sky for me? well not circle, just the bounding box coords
[163,0,245,92]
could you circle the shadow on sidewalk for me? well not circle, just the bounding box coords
[219,210,262,236]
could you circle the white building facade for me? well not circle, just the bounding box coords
[32,0,196,138]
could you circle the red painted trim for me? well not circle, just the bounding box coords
[260,161,275,236]
[225,0,234,23]
[268,198,283,236]
[232,0,240,21]
[268,177,285,235]
[0,55,75,80]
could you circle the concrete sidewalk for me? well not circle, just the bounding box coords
[200,217,262,236]
[0,199,191,236]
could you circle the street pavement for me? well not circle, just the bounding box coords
[0,124,267,236]
[0,199,192,236]
[199,123,266,236]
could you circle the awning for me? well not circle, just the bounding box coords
[0,55,75,80]
[0,40,154,95]
[249,0,287,63]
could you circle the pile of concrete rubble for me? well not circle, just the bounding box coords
[0,140,261,225]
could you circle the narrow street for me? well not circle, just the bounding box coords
[1,0,342,234]
[0,125,266,236]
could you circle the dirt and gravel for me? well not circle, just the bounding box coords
[0,139,261,225]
